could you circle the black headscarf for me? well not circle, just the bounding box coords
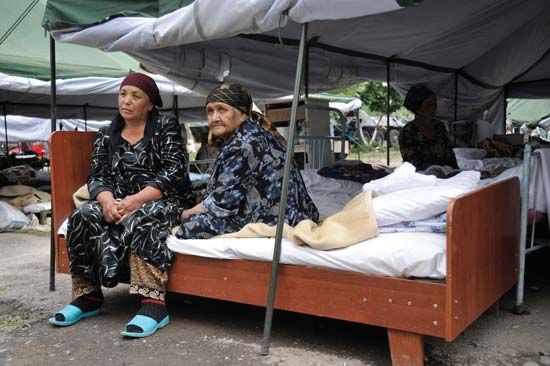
[403,85,435,113]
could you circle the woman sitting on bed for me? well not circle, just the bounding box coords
[399,85,458,171]
[176,83,319,239]
[49,73,195,338]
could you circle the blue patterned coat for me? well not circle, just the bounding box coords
[177,119,319,239]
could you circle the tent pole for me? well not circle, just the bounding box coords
[49,34,57,292]
[173,95,179,125]
[304,39,309,98]
[260,22,308,356]
[454,72,458,122]
[386,62,390,166]
[3,103,8,155]
[84,104,88,131]
[503,86,508,133]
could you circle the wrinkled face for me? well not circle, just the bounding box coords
[417,95,437,117]
[206,102,247,141]
[118,85,154,122]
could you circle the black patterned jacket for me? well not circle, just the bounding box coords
[87,111,195,210]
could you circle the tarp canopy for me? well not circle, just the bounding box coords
[1,0,142,79]
[1,1,209,122]
[42,0,550,135]
[507,99,550,124]
[0,115,110,143]
[0,72,206,121]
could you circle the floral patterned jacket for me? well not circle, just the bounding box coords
[398,119,458,171]
[203,119,319,228]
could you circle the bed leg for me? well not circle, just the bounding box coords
[387,328,424,366]
[488,300,500,316]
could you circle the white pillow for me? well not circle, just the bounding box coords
[362,162,436,194]
[374,171,480,227]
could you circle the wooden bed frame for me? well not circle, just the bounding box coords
[49,131,520,366]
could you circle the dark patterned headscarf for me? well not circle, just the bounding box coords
[206,83,252,115]
[404,85,435,113]
[206,83,286,146]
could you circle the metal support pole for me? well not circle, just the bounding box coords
[304,40,309,99]
[386,62,390,166]
[173,95,180,125]
[83,104,88,131]
[454,72,458,122]
[49,35,57,292]
[261,23,308,356]
[3,103,8,155]
[515,143,531,311]
[503,86,509,133]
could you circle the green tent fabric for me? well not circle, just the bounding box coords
[1,0,140,79]
[507,99,550,124]
[42,0,192,31]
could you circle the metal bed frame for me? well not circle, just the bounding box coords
[516,144,550,311]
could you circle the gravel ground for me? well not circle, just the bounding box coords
[0,232,549,366]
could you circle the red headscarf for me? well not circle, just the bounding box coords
[120,72,163,107]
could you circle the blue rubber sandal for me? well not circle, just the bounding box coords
[121,315,169,338]
[48,304,101,326]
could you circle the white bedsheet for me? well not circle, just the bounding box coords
[58,219,446,278]
[166,232,446,279]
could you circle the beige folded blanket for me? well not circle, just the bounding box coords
[220,190,378,250]
[72,184,90,208]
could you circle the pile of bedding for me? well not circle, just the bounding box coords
[454,147,521,177]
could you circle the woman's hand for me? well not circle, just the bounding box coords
[181,202,206,220]
[97,191,122,224]
[115,195,144,224]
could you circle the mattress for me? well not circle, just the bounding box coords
[166,232,446,279]
[58,220,446,279]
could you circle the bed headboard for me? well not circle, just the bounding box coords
[445,177,520,340]
[49,131,96,235]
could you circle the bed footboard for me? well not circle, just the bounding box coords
[445,177,520,340]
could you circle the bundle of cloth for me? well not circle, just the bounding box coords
[453,147,522,178]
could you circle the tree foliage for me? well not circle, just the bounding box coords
[357,82,403,116]
[330,81,404,117]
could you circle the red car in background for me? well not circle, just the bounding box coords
[9,142,47,158]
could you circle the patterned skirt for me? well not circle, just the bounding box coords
[66,199,179,288]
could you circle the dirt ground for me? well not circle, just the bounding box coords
[0,232,549,366]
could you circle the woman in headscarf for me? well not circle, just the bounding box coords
[176,83,319,239]
[49,72,195,338]
[399,85,458,170]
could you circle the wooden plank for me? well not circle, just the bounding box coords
[57,237,70,274]
[168,255,446,337]
[265,107,305,123]
[388,329,424,366]
[445,177,519,340]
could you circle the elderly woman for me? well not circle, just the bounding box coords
[49,72,195,338]
[399,85,458,170]
[176,83,319,239]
